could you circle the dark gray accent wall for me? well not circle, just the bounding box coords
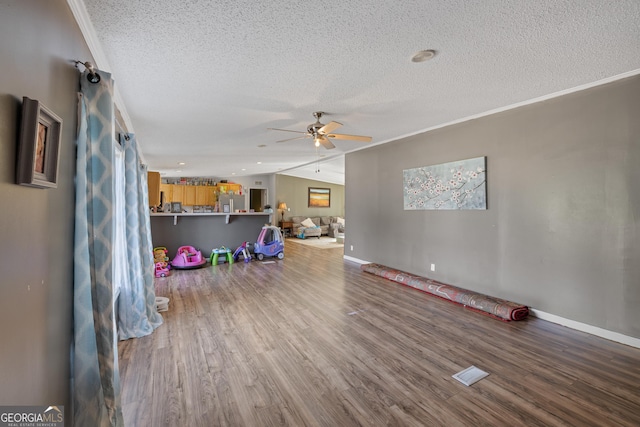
[0,0,92,416]
[276,174,345,221]
[151,215,271,256]
[346,75,640,339]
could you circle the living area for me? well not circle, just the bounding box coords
[275,174,346,247]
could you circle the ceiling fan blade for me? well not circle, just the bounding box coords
[267,127,308,134]
[276,135,310,143]
[318,121,342,135]
[326,133,372,142]
[317,136,335,150]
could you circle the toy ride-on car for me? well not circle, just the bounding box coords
[171,245,206,269]
[155,262,170,277]
[253,225,284,260]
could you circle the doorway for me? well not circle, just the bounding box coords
[250,188,267,212]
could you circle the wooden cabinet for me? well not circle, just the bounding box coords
[183,186,197,206]
[158,181,242,206]
[196,186,215,205]
[147,171,161,207]
[216,183,242,195]
[160,184,218,206]
[160,183,172,204]
[171,185,185,204]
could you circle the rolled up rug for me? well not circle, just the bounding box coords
[361,263,528,321]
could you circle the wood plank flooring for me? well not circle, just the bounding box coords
[118,242,640,426]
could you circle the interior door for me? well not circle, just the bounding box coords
[250,188,267,212]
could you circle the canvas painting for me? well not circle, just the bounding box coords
[403,157,486,210]
[308,187,330,207]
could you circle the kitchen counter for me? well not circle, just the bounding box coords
[151,211,271,225]
[150,212,273,256]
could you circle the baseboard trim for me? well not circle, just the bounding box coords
[530,309,640,349]
[345,258,640,349]
[343,255,369,264]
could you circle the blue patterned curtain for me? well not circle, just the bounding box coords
[73,70,123,426]
[116,133,163,339]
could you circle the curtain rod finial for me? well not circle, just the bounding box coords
[74,60,101,84]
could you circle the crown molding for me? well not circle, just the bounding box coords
[349,68,640,155]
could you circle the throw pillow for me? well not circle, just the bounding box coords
[336,217,345,226]
[301,218,315,228]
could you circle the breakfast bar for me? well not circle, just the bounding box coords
[150,212,272,257]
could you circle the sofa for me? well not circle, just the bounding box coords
[289,216,345,239]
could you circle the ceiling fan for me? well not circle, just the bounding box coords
[268,112,372,149]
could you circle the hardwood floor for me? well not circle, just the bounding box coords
[119,243,640,426]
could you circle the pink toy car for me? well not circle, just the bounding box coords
[171,246,206,269]
[155,262,170,277]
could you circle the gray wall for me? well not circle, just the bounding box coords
[0,0,91,417]
[276,174,345,221]
[151,214,271,256]
[346,75,640,339]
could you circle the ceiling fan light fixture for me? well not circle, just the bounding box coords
[411,49,436,63]
[269,111,371,150]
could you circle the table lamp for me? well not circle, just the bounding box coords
[278,202,287,221]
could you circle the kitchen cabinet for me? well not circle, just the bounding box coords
[196,186,215,205]
[160,183,172,204]
[216,183,242,195]
[183,186,197,206]
[160,184,217,206]
[147,171,161,207]
[158,181,243,206]
[171,185,185,204]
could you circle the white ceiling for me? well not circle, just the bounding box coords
[70,0,640,185]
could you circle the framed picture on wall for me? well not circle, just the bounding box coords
[308,187,330,207]
[16,97,62,188]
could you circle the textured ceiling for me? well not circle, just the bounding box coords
[71,0,640,184]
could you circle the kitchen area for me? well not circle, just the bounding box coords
[147,172,273,256]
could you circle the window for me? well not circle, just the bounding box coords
[113,142,127,301]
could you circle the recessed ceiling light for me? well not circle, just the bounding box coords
[257,161,262,165]
[232,172,236,175]
[178,162,185,165]
[411,49,436,63]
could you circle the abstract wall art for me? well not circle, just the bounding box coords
[308,187,330,207]
[403,157,486,210]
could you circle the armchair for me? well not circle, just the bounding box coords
[328,217,345,238]
[328,222,344,238]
